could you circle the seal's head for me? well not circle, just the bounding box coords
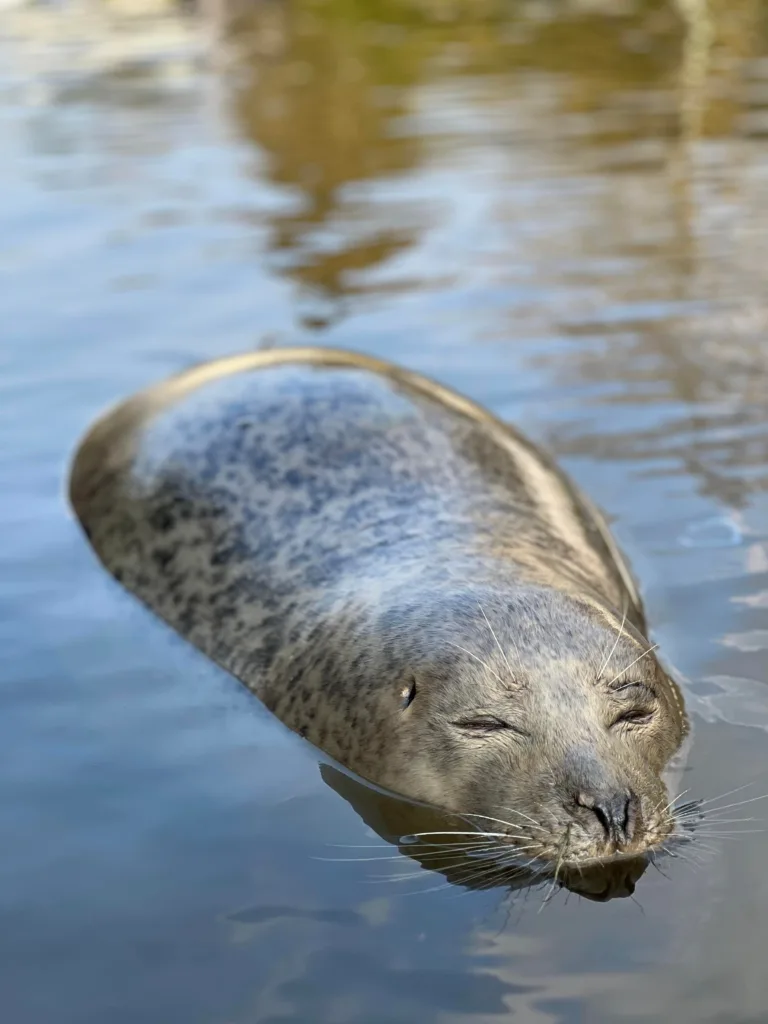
[367,586,688,870]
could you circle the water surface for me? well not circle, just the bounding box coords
[2,1,768,1021]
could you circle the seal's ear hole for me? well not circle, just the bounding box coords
[400,678,417,709]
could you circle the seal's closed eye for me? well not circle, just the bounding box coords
[607,681,657,730]
[453,715,510,733]
[611,707,656,729]
[452,716,529,737]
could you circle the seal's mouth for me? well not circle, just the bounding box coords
[558,847,650,870]
[488,813,683,875]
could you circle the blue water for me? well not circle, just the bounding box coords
[3,2,768,1021]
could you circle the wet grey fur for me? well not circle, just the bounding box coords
[69,348,688,865]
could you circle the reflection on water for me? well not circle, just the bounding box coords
[2,0,768,1022]
[322,765,652,903]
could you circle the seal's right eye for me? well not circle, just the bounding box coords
[453,716,516,734]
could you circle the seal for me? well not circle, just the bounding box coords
[69,347,689,869]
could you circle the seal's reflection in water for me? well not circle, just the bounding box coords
[320,764,649,905]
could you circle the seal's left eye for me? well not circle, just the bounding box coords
[612,708,654,728]
[608,681,656,729]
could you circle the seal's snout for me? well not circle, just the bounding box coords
[575,788,639,846]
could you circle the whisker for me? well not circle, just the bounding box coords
[498,807,551,832]
[327,843,426,851]
[326,840,482,850]
[369,846,543,884]
[445,858,536,892]
[597,597,629,680]
[658,788,691,818]
[403,831,509,840]
[326,836,494,851]
[323,836,511,856]
[673,843,719,864]
[658,845,705,871]
[387,847,551,898]
[368,867,474,885]
[605,643,660,688]
[649,852,671,881]
[690,817,761,826]
[459,811,547,834]
[369,858,507,882]
[445,641,504,685]
[671,801,704,821]
[385,863,509,899]
[399,841,511,853]
[503,620,524,669]
[696,781,757,806]
[378,878,460,898]
[691,838,722,853]
[695,777,768,809]
[538,828,569,914]
[478,602,515,678]
[314,844,509,863]
[674,815,705,828]
[694,793,768,815]
[630,894,646,916]
[681,829,767,837]
[673,833,728,850]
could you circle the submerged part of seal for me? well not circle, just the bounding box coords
[69,348,688,868]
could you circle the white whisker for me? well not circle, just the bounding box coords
[498,806,551,831]
[695,793,768,814]
[538,828,569,914]
[605,643,659,688]
[314,845,504,863]
[445,641,504,684]
[696,778,768,808]
[478,602,515,678]
[683,829,767,837]
[404,831,508,839]
[459,811,547,834]
[659,788,691,818]
[690,817,760,826]
[369,847,542,884]
[597,597,629,679]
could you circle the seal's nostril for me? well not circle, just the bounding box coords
[576,789,638,844]
[592,801,613,836]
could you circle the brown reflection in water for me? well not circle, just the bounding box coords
[212,0,434,299]
[321,764,649,905]
[207,0,691,299]
[205,2,766,279]
[198,0,768,503]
